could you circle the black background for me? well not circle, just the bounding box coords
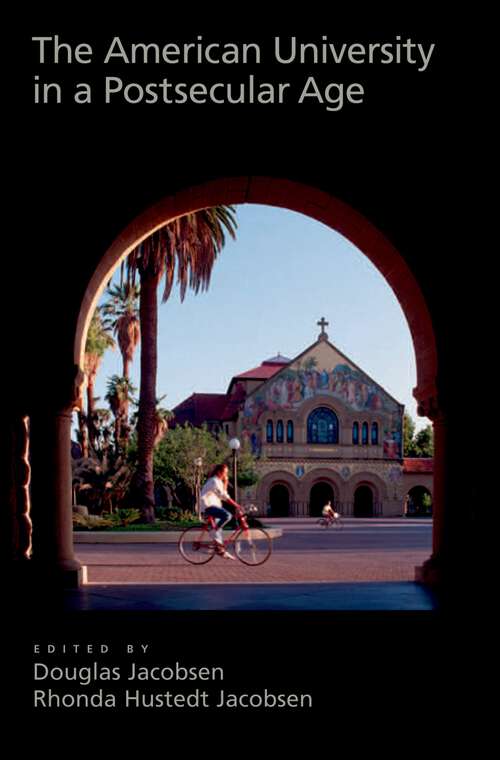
[5,10,489,739]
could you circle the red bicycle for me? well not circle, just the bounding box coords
[178,505,272,566]
[317,512,343,529]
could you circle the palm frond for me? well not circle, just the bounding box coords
[125,205,237,304]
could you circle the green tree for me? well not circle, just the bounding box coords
[152,425,258,509]
[413,425,434,457]
[222,436,260,490]
[403,412,416,457]
[126,207,237,522]
[422,492,433,514]
[404,413,434,457]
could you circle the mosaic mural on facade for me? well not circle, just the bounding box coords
[241,351,403,459]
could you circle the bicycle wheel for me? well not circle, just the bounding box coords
[331,518,343,530]
[178,526,215,564]
[234,528,272,566]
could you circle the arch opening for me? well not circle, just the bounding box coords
[309,482,335,517]
[62,175,440,586]
[269,483,291,517]
[406,485,433,517]
[354,485,374,518]
[74,177,438,406]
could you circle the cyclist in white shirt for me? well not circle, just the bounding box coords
[200,463,241,560]
[322,501,339,522]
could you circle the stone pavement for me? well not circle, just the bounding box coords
[81,549,427,583]
[77,518,431,584]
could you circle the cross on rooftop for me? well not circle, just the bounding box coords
[317,316,329,340]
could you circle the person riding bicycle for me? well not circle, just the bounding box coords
[322,501,339,523]
[200,463,241,560]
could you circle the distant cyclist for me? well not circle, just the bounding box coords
[200,463,241,560]
[322,501,339,524]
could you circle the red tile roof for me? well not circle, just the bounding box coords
[221,383,246,416]
[233,364,284,381]
[403,458,434,473]
[233,355,291,381]
[173,394,232,427]
[174,357,291,426]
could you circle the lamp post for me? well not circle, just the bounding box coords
[228,437,240,503]
[194,456,203,518]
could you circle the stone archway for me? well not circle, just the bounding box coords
[8,176,444,588]
[256,470,299,516]
[354,485,374,518]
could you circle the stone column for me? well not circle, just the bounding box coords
[413,390,465,593]
[1,413,32,563]
[27,367,86,588]
[15,416,33,560]
[417,386,481,601]
[414,396,444,587]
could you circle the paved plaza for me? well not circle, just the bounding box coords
[76,518,432,585]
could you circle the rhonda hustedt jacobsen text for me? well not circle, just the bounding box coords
[34,689,312,709]
[32,661,312,709]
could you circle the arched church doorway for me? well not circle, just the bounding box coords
[309,482,335,517]
[354,485,374,517]
[269,484,290,517]
[406,486,433,517]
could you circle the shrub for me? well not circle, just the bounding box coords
[164,508,197,523]
[73,513,114,530]
[107,508,141,527]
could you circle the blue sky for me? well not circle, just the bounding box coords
[93,204,429,430]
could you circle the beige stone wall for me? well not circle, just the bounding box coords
[403,473,433,495]
[238,458,411,516]
[241,459,434,517]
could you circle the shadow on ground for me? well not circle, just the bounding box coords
[34,581,438,611]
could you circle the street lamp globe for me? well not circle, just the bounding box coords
[193,457,203,518]
[228,438,240,503]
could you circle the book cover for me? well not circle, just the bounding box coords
[4,13,485,737]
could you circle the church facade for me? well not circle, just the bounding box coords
[173,321,433,517]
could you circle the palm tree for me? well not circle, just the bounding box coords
[101,283,140,446]
[153,398,174,448]
[130,396,173,447]
[127,206,237,522]
[84,310,115,453]
[102,283,140,380]
[105,375,137,452]
[91,408,113,462]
